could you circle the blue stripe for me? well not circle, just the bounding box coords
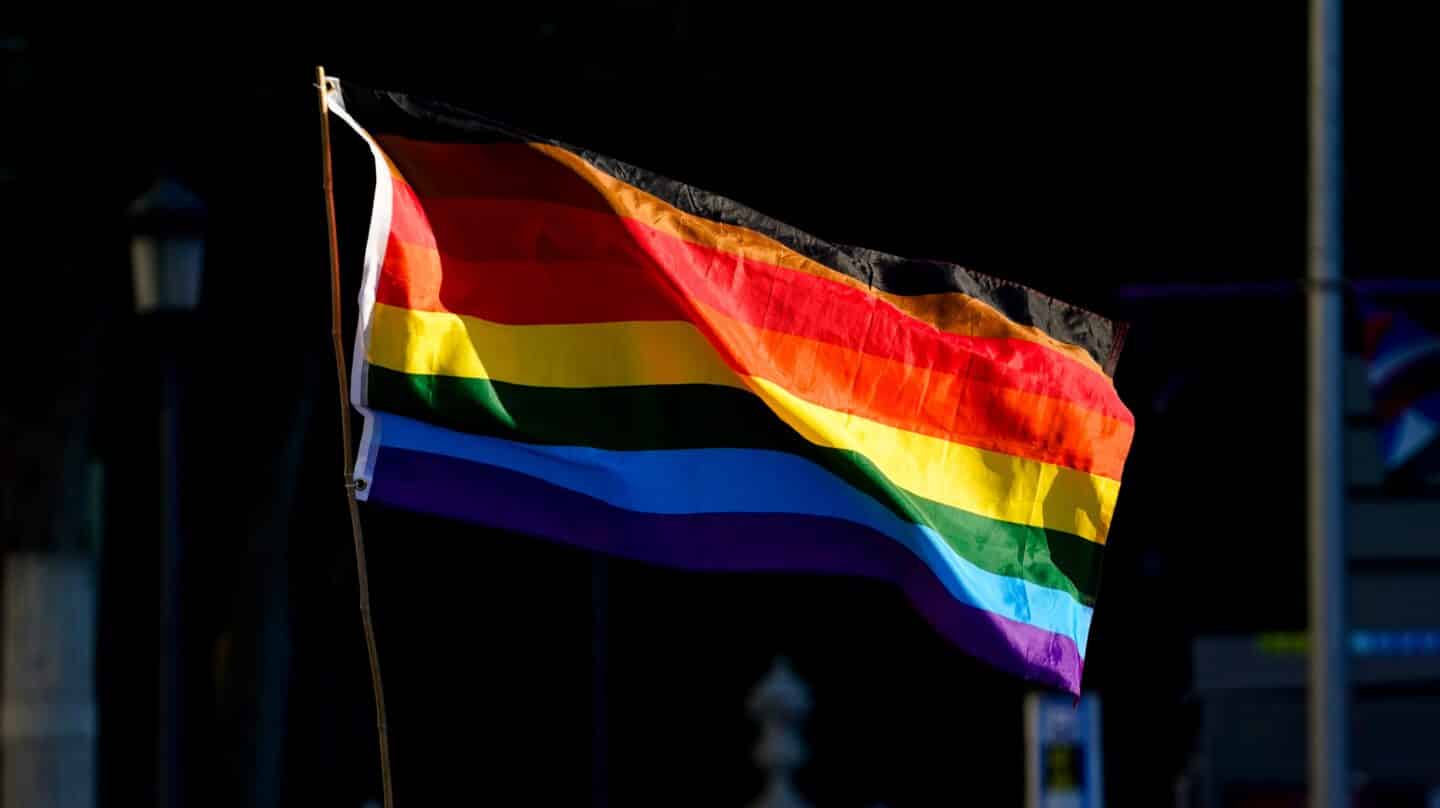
[372,413,1093,652]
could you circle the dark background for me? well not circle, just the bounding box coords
[3,6,1437,806]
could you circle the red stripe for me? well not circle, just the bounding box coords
[382,183,1133,427]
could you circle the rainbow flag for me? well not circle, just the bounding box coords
[327,79,1135,693]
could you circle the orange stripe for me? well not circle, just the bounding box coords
[693,299,1133,480]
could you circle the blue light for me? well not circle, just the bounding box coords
[1348,629,1440,657]
[1350,632,1374,655]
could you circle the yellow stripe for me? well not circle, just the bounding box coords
[368,301,741,389]
[366,303,1118,542]
[747,379,1117,544]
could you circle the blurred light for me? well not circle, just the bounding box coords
[1348,629,1440,657]
[1252,629,1440,657]
[1256,631,1307,655]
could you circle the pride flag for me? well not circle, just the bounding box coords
[326,79,1135,693]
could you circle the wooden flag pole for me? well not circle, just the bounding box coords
[316,65,396,808]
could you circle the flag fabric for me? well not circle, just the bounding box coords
[326,78,1135,694]
[1360,301,1440,474]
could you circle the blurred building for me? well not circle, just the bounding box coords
[1179,351,1440,806]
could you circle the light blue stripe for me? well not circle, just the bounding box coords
[376,413,1093,653]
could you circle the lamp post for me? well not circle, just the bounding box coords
[127,177,206,808]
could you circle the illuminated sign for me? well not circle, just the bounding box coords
[1025,692,1102,808]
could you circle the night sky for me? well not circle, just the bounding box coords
[5,7,1437,806]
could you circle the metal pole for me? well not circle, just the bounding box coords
[1308,0,1346,803]
[157,346,182,808]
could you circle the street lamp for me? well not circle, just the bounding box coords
[128,178,207,314]
[127,176,206,808]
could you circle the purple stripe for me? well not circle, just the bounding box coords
[369,446,1083,692]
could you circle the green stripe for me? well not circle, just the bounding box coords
[366,365,1103,606]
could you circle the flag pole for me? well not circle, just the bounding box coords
[316,65,396,808]
[1307,0,1346,803]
